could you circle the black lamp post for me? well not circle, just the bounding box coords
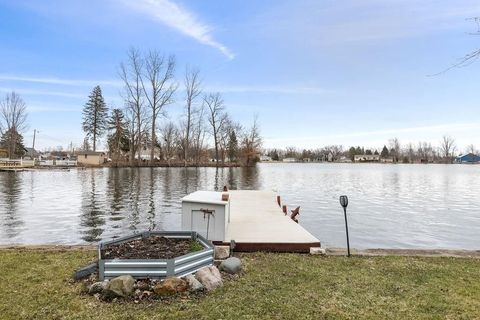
[339,195,350,257]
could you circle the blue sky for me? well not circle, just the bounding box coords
[0,0,479,152]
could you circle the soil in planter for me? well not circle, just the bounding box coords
[102,236,203,260]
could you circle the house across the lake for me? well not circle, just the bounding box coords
[76,151,107,166]
[455,153,480,164]
[380,157,394,163]
[260,155,272,162]
[354,154,380,162]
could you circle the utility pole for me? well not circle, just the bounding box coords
[31,129,37,159]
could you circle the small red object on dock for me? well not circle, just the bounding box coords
[222,193,229,201]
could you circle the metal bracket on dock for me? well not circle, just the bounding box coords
[192,208,216,240]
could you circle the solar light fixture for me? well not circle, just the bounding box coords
[339,195,351,257]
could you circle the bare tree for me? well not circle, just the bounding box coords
[388,138,401,162]
[406,143,415,163]
[285,146,299,159]
[119,48,145,164]
[323,145,344,161]
[141,51,177,163]
[182,67,202,165]
[0,92,28,159]
[161,121,178,166]
[218,113,234,165]
[466,144,477,155]
[204,93,226,166]
[440,135,456,162]
[191,103,207,165]
[240,115,262,166]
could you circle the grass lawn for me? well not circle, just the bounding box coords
[0,249,479,320]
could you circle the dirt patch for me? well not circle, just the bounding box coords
[101,236,200,260]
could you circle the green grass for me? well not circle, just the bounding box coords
[0,249,479,320]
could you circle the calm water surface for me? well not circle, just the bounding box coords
[0,163,479,249]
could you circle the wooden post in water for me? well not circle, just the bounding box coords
[277,196,281,207]
[282,205,287,215]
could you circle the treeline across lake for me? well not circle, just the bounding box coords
[266,136,475,164]
[82,48,261,167]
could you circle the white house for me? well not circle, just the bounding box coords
[260,155,272,162]
[354,154,380,162]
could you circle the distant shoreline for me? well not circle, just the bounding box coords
[258,161,473,165]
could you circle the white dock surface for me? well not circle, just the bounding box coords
[225,190,320,246]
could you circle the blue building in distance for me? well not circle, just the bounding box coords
[455,153,480,164]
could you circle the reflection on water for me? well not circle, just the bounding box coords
[80,173,105,242]
[0,172,23,238]
[0,164,479,249]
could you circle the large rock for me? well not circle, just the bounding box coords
[214,246,230,260]
[88,281,108,295]
[219,257,241,274]
[195,266,223,291]
[104,275,135,298]
[184,274,204,292]
[153,277,189,296]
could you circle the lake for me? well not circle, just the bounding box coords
[0,163,479,249]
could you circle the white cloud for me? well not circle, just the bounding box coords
[121,0,234,59]
[0,74,122,87]
[0,73,328,96]
[0,87,85,99]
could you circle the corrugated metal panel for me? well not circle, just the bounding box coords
[98,231,214,280]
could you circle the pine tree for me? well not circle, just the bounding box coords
[381,145,389,158]
[270,149,279,161]
[82,86,108,151]
[348,146,356,161]
[227,129,238,162]
[107,108,129,161]
[0,128,25,158]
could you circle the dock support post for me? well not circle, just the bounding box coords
[282,205,287,215]
[277,196,281,207]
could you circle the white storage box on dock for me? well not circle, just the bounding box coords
[181,191,230,242]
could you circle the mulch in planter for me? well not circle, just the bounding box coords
[102,235,200,260]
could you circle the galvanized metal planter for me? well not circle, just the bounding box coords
[98,231,214,280]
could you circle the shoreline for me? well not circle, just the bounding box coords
[2,245,479,257]
[260,161,474,165]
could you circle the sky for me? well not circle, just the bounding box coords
[0,0,479,152]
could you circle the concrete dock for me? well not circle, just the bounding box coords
[221,190,320,252]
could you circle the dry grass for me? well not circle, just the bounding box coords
[0,249,479,319]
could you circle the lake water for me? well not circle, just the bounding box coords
[0,163,479,249]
